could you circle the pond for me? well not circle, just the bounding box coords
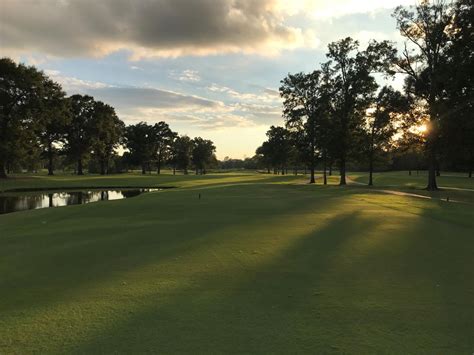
[0,188,160,215]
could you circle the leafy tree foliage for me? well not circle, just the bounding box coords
[365,86,410,185]
[124,122,158,174]
[171,135,194,174]
[153,121,176,174]
[192,137,216,175]
[64,95,96,175]
[323,37,396,185]
[392,0,455,189]
[0,58,46,178]
[91,101,125,175]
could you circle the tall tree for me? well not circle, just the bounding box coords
[442,0,474,177]
[324,37,396,185]
[365,86,409,186]
[37,79,71,175]
[280,71,326,183]
[192,137,216,175]
[0,58,45,178]
[171,135,193,174]
[153,121,175,174]
[124,122,157,174]
[91,101,124,175]
[65,95,95,175]
[392,0,454,190]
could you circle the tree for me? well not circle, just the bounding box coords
[124,122,157,174]
[171,135,193,174]
[91,101,124,175]
[192,137,216,174]
[258,126,292,175]
[37,79,71,175]
[442,0,474,177]
[392,0,455,190]
[64,95,96,175]
[365,86,409,185]
[324,37,396,185]
[0,58,45,178]
[255,142,273,174]
[280,71,327,183]
[153,121,175,174]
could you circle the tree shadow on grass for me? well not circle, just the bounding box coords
[73,190,474,354]
[0,183,343,351]
[62,211,375,354]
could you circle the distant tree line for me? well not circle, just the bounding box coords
[0,58,217,178]
[257,0,473,189]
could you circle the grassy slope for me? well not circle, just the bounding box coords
[1,172,473,353]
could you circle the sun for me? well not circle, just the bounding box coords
[414,124,428,134]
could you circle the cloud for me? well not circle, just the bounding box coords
[170,69,201,82]
[287,0,416,19]
[0,0,315,59]
[207,84,281,104]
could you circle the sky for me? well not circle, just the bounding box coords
[0,0,415,159]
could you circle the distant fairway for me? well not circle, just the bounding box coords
[1,172,473,353]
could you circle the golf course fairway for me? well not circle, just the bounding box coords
[1,172,473,353]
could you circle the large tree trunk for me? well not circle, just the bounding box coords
[339,158,346,185]
[426,149,438,191]
[77,159,84,175]
[368,150,374,186]
[469,170,472,178]
[329,164,332,176]
[100,159,106,175]
[47,142,54,176]
[309,166,315,184]
[141,164,146,175]
[309,138,315,184]
[157,156,161,175]
[0,158,7,178]
[323,156,327,185]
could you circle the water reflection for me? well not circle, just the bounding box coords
[0,189,158,215]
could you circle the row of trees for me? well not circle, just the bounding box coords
[0,58,217,177]
[257,0,473,189]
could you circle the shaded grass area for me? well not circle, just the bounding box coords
[350,171,474,203]
[1,173,473,353]
[351,170,474,189]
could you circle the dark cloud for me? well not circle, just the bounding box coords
[0,0,305,58]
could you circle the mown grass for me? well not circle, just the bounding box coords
[0,172,473,353]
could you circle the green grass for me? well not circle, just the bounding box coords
[1,172,473,353]
[351,171,474,203]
